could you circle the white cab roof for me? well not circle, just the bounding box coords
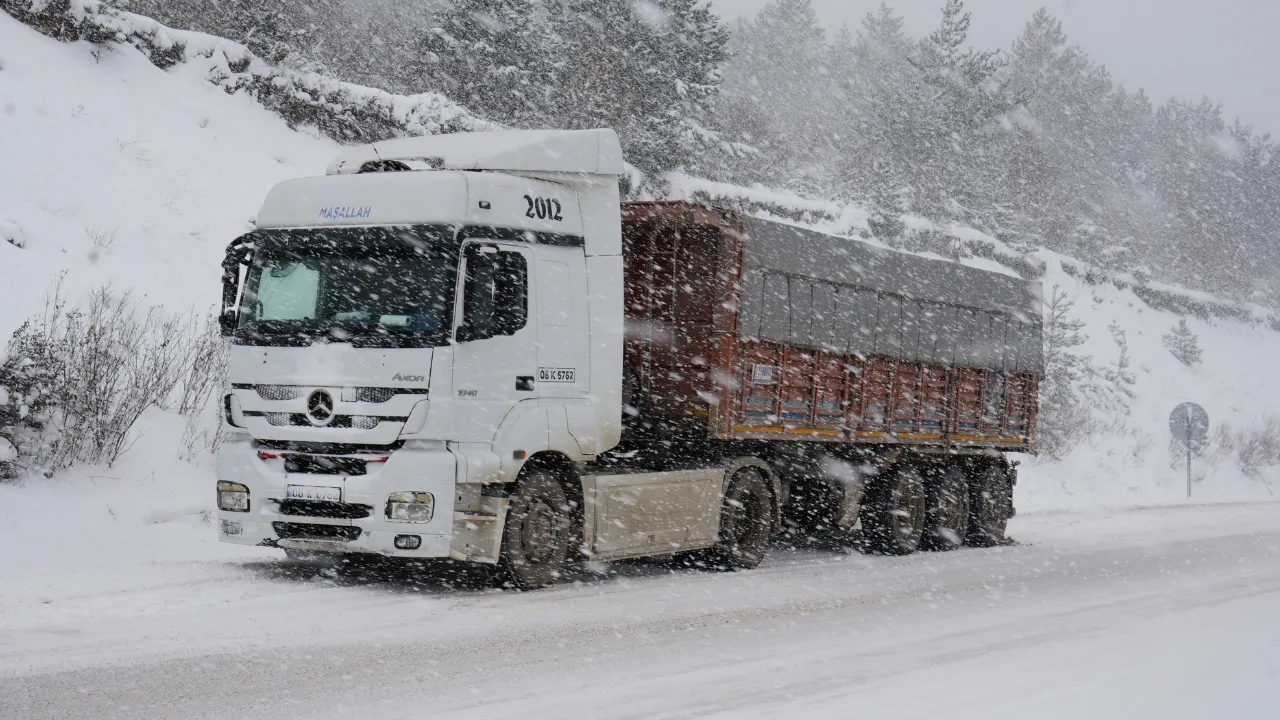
[327,129,625,177]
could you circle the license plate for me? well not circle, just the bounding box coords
[286,485,342,502]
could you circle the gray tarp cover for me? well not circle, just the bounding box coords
[736,216,1044,374]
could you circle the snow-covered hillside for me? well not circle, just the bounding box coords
[0,6,1275,565]
[0,10,335,339]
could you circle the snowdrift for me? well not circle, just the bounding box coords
[0,8,1275,574]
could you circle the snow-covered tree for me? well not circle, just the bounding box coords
[1037,286,1092,458]
[417,0,555,128]
[125,0,345,66]
[1103,321,1137,412]
[415,0,729,178]
[1163,318,1203,366]
[719,0,830,188]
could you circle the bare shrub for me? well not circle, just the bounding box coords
[177,314,230,461]
[178,314,228,417]
[1217,414,1280,477]
[4,283,190,471]
[85,224,118,254]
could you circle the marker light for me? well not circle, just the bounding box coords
[386,492,434,523]
[217,481,250,512]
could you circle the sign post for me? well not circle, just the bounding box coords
[1168,402,1209,499]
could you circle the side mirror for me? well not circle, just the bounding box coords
[218,309,237,337]
[221,235,254,338]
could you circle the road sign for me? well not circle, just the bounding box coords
[1169,402,1209,500]
[1169,402,1209,451]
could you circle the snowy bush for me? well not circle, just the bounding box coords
[0,283,223,476]
[1163,319,1203,366]
[0,217,25,249]
[1214,415,1280,480]
[0,330,59,481]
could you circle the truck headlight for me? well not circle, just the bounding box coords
[218,481,250,512]
[386,492,434,523]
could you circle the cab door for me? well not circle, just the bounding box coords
[534,247,591,399]
[451,241,537,442]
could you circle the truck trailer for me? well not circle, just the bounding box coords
[215,129,1043,588]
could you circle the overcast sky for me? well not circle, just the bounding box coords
[725,0,1280,135]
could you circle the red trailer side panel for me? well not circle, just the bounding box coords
[620,201,1039,452]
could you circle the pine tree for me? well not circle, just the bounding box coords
[416,0,728,179]
[1037,286,1091,458]
[417,0,556,128]
[1104,321,1137,409]
[833,4,912,211]
[719,0,828,186]
[1163,318,1203,366]
[898,0,1011,218]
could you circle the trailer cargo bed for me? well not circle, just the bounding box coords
[621,202,1043,452]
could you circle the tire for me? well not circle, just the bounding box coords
[921,465,970,551]
[860,463,927,555]
[705,469,773,571]
[500,470,575,589]
[967,463,1011,547]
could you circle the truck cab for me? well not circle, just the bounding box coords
[215,130,643,582]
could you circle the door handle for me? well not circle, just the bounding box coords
[516,376,535,392]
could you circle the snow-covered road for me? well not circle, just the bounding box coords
[2,502,1278,719]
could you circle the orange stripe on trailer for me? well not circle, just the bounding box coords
[952,434,1026,443]
[785,427,843,436]
[733,425,786,433]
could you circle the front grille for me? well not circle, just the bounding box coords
[273,522,362,542]
[284,454,367,476]
[263,414,397,428]
[350,387,397,403]
[277,499,372,519]
[257,441,403,455]
[255,385,304,401]
[237,384,425,403]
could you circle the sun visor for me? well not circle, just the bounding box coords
[326,129,625,176]
[256,172,469,229]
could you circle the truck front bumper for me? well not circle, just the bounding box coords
[215,439,458,559]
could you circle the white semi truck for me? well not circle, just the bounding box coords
[216,129,1042,588]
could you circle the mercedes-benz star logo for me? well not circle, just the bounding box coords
[306,390,335,427]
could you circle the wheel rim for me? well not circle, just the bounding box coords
[519,497,562,566]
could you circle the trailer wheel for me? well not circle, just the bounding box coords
[967,464,1011,547]
[921,465,969,551]
[706,469,772,571]
[500,470,574,589]
[861,464,926,555]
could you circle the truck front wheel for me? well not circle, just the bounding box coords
[500,470,574,589]
[706,469,772,571]
[861,464,926,555]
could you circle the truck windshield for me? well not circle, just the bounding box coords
[235,225,459,348]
